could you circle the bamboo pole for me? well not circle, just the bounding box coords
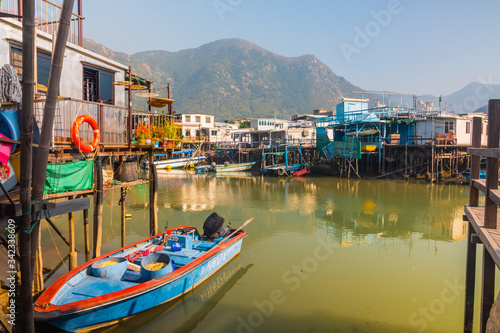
[19,0,35,330]
[121,186,126,247]
[83,201,90,261]
[30,0,76,284]
[93,160,104,258]
[68,196,77,270]
[149,153,158,236]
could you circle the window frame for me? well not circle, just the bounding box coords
[82,64,115,105]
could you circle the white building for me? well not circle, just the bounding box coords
[415,112,488,146]
[250,118,287,131]
[174,113,215,141]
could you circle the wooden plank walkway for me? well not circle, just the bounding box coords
[465,206,500,268]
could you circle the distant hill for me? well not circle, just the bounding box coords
[442,82,500,114]
[361,82,500,114]
[84,38,362,120]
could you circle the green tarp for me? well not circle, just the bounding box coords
[44,160,94,195]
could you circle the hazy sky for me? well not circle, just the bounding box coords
[73,0,500,96]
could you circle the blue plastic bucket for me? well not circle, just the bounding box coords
[91,257,127,280]
[171,242,182,252]
[0,109,20,154]
[141,253,173,281]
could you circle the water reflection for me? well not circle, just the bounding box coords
[96,260,252,333]
[40,173,471,333]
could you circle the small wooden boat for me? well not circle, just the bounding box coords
[34,217,251,332]
[196,162,255,173]
[215,162,256,173]
[346,129,378,136]
[142,149,206,169]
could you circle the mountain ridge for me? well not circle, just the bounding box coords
[83,38,362,120]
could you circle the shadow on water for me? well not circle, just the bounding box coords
[94,260,253,333]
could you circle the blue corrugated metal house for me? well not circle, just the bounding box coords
[336,98,369,122]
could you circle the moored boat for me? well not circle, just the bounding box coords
[34,214,251,332]
[142,149,206,169]
[196,162,256,173]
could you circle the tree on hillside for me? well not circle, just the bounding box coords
[239,120,250,128]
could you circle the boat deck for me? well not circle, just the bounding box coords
[55,238,219,305]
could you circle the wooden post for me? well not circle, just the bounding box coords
[481,249,496,333]
[405,140,408,178]
[83,199,90,262]
[150,152,158,236]
[121,186,126,247]
[431,141,435,181]
[382,143,385,175]
[93,160,104,258]
[464,117,482,332]
[33,232,44,293]
[484,100,500,228]
[19,0,35,330]
[68,196,77,270]
[128,66,133,149]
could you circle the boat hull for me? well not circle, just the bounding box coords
[216,162,255,173]
[35,232,244,332]
[145,156,206,169]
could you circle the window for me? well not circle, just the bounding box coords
[211,130,217,136]
[185,129,191,136]
[195,116,201,123]
[37,52,51,93]
[83,65,114,104]
[466,122,471,134]
[205,116,211,123]
[444,121,454,133]
[10,43,52,93]
[185,116,191,123]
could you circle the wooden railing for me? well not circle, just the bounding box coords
[463,99,500,332]
[0,0,83,46]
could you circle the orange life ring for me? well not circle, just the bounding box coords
[71,115,100,153]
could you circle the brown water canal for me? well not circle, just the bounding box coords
[40,171,493,332]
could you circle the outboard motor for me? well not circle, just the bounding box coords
[203,212,231,240]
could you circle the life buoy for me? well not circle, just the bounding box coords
[71,115,100,153]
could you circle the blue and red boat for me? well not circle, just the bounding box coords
[34,217,250,332]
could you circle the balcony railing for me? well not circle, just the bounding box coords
[0,0,83,46]
[34,98,128,145]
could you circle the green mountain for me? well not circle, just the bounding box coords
[84,38,362,120]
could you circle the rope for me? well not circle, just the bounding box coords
[20,220,38,234]
[46,220,68,272]
[0,64,22,104]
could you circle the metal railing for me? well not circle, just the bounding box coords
[34,97,128,145]
[0,0,83,46]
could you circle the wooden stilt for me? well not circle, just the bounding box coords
[485,101,500,229]
[464,117,482,332]
[121,186,126,247]
[83,201,90,262]
[33,232,44,293]
[93,160,104,258]
[68,196,77,270]
[150,160,158,236]
[481,249,495,333]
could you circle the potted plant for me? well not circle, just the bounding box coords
[134,123,151,145]
[151,126,166,146]
[162,123,183,148]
